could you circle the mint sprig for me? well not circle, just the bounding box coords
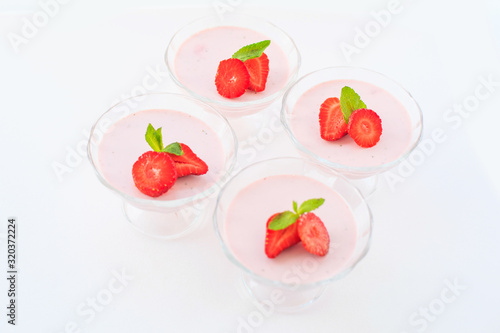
[340,86,367,123]
[163,142,183,155]
[232,40,271,62]
[145,124,163,151]
[268,211,299,231]
[145,123,183,156]
[268,198,325,231]
[297,198,325,215]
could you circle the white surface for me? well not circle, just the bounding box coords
[1,1,499,332]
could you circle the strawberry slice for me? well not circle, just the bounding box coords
[167,143,208,177]
[297,213,330,256]
[243,53,269,92]
[215,58,250,98]
[265,213,301,259]
[319,97,348,141]
[132,151,178,197]
[347,108,382,148]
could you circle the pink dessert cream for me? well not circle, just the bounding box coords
[174,26,289,103]
[224,174,358,284]
[290,79,414,169]
[97,109,225,201]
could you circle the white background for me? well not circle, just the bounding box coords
[1,0,500,332]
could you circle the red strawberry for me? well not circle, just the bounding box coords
[347,108,382,148]
[243,53,269,92]
[167,143,208,177]
[132,151,177,197]
[319,97,348,141]
[265,213,301,259]
[297,213,330,256]
[215,58,250,98]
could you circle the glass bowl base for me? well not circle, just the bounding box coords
[345,174,378,199]
[122,201,205,240]
[226,111,266,142]
[241,273,326,313]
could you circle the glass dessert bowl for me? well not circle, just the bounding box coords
[165,14,301,118]
[88,93,237,239]
[281,66,423,196]
[214,157,372,311]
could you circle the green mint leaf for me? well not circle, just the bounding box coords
[340,86,367,123]
[161,142,183,156]
[268,211,299,231]
[293,201,298,214]
[145,123,163,152]
[155,127,164,150]
[232,40,271,62]
[298,198,325,215]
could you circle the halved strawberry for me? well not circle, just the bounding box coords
[167,143,208,177]
[132,151,177,197]
[265,213,301,259]
[319,97,348,141]
[347,108,382,148]
[297,213,330,256]
[215,58,250,98]
[243,53,269,92]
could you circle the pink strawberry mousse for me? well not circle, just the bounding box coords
[225,174,357,284]
[97,109,225,201]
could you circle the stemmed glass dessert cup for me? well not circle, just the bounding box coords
[165,14,301,138]
[281,66,423,197]
[88,93,237,239]
[214,157,372,312]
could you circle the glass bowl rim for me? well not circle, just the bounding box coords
[280,65,424,175]
[164,13,302,114]
[87,92,238,208]
[213,156,373,289]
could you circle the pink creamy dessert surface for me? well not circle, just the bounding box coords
[291,79,413,168]
[225,175,357,283]
[174,26,289,102]
[98,109,225,201]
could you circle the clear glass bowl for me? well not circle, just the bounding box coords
[165,14,301,118]
[213,157,372,311]
[281,66,423,195]
[88,93,237,239]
